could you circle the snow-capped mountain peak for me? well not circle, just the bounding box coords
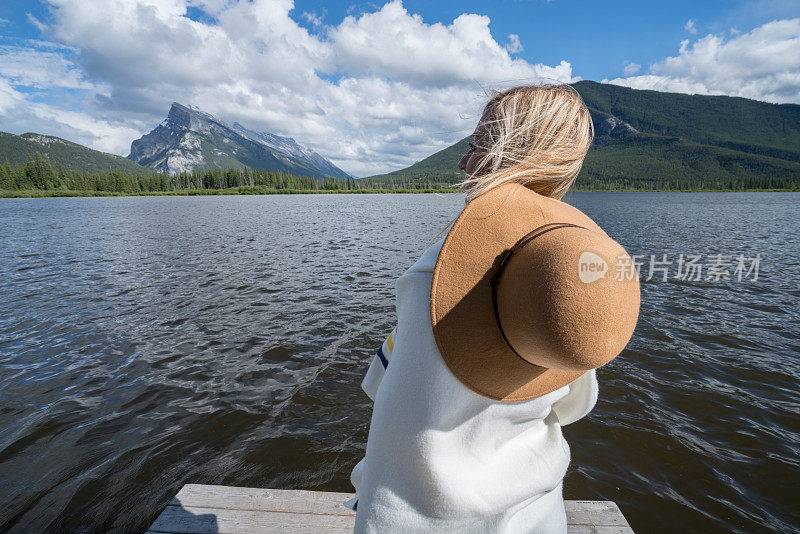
[128,103,349,178]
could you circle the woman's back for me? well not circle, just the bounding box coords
[351,236,599,533]
[350,83,638,533]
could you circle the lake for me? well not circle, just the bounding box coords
[0,192,797,533]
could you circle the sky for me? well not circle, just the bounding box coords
[0,0,798,176]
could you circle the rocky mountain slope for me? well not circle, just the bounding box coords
[128,103,349,178]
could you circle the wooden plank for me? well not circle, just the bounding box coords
[150,505,355,534]
[170,484,356,516]
[567,527,634,534]
[149,525,632,534]
[565,500,632,527]
[150,485,634,533]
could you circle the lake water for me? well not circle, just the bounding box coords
[0,192,797,533]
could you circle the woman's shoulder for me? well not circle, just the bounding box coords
[403,234,447,275]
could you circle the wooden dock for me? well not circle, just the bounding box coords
[148,484,634,533]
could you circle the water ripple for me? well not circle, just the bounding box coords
[0,192,797,533]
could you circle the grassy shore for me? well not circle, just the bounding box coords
[0,187,459,198]
[2,186,797,198]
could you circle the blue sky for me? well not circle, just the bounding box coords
[288,0,797,80]
[0,0,798,175]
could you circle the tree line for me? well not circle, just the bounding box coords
[360,170,799,191]
[2,152,796,195]
[0,153,441,193]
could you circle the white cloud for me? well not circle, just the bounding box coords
[1,0,577,176]
[506,34,523,54]
[623,61,641,75]
[684,19,697,34]
[302,10,325,28]
[0,44,98,90]
[0,78,141,153]
[327,2,555,86]
[26,13,48,33]
[603,18,800,105]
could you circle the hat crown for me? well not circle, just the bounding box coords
[430,183,641,402]
[496,226,640,371]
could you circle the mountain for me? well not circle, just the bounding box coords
[128,103,350,178]
[0,131,150,175]
[363,81,800,190]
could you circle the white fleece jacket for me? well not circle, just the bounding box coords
[348,235,599,534]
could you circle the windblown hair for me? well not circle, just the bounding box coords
[460,83,594,201]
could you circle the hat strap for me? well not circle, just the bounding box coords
[489,222,588,365]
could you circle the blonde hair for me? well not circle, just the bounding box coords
[460,83,594,201]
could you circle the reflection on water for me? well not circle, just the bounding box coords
[0,192,797,533]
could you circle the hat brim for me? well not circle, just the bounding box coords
[430,183,608,402]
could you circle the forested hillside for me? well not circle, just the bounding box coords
[363,81,800,191]
[0,132,150,175]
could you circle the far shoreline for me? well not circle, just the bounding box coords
[1,187,797,198]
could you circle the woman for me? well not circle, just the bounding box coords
[348,84,640,533]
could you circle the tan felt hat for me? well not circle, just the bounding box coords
[430,183,640,402]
